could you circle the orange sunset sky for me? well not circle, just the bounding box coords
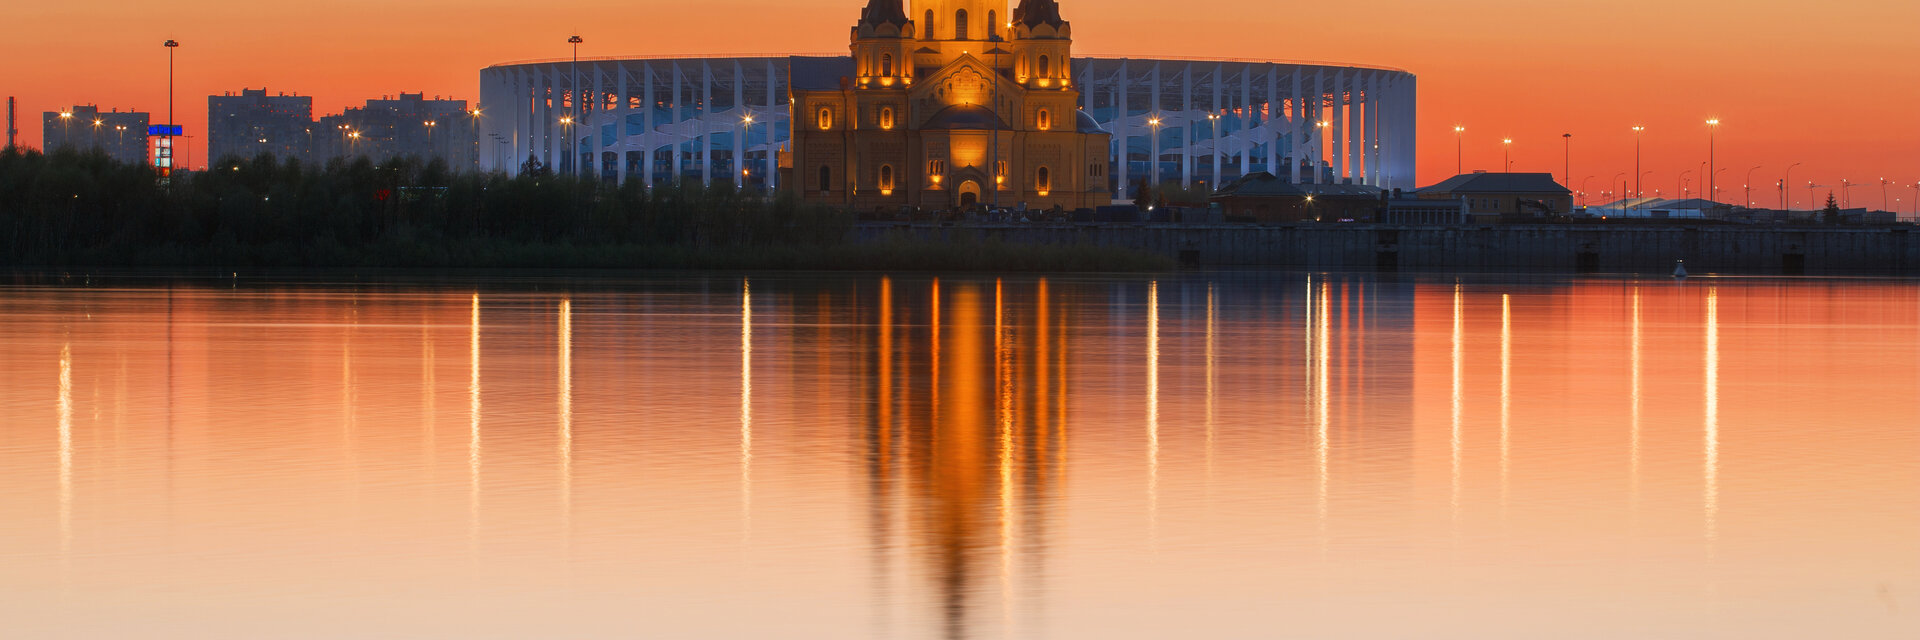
[6,0,1917,206]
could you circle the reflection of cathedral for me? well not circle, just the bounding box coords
[788,0,1112,212]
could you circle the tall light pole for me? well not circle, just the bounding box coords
[469,108,483,170]
[1453,125,1465,175]
[1579,175,1595,207]
[1612,171,1627,211]
[1841,178,1853,209]
[742,112,756,190]
[1678,170,1691,200]
[1783,163,1801,210]
[164,39,178,180]
[1706,118,1719,204]
[568,34,583,176]
[1881,178,1892,212]
[1631,125,1645,204]
[1502,138,1513,171]
[1561,133,1572,186]
[57,111,72,149]
[1744,165,1762,208]
[424,120,437,159]
[91,118,103,150]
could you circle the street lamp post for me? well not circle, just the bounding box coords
[1881,178,1892,212]
[1744,165,1762,208]
[91,118,103,150]
[567,35,584,176]
[1706,118,1719,204]
[1678,171,1691,200]
[1562,133,1572,187]
[1841,179,1853,209]
[57,111,72,149]
[741,112,756,190]
[1502,138,1513,171]
[424,120,437,160]
[1579,175,1595,207]
[1453,125,1465,175]
[1631,125,1645,207]
[1783,163,1801,210]
[164,39,178,181]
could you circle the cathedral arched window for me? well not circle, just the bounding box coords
[819,165,832,193]
[879,165,895,192]
[818,108,833,131]
[879,107,895,130]
[1037,166,1052,192]
[987,11,997,40]
[1039,55,1052,78]
[881,54,893,77]
[1037,109,1052,131]
[955,10,969,40]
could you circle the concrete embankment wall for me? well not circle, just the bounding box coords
[850,223,1920,273]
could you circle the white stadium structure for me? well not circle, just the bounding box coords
[477,55,1415,198]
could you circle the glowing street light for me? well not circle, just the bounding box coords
[1502,138,1513,171]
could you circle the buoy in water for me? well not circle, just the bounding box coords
[1673,260,1689,278]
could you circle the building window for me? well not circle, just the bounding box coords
[1039,55,1051,77]
[881,54,893,77]
[879,165,895,192]
[955,10,968,40]
[819,165,832,193]
[924,11,935,39]
[879,107,895,130]
[1036,166,1052,191]
[818,108,833,131]
[1037,109,1051,131]
[928,158,946,184]
[987,11,997,39]
[1089,163,1104,177]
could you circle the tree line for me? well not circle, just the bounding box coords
[0,147,853,267]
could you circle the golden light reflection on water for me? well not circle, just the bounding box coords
[1,275,1916,638]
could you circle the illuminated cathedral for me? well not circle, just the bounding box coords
[786,0,1111,212]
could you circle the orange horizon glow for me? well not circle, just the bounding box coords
[5,0,1917,202]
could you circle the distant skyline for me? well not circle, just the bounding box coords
[5,0,1916,204]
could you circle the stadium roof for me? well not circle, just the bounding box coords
[1420,172,1568,195]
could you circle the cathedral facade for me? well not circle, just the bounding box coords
[786,0,1111,212]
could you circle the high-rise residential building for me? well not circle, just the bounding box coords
[41,105,151,165]
[315,93,474,168]
[208,88,315,163]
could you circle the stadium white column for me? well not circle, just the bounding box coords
[702,61,713,185]
[643,62,656,188]
[1211,64,1222,187]
[1116,60,1128,200]
[1180,63,1192,188]
[733,61,744,189]
[756,58,771,190]
[1365,71,1380,188]
[616,62,628,185]
[1348,72,1362,184]
[1332,70,1345,183]
[670,63,683,181]
[1291,68,1303,184]
[1150,63,1161,188]
[1266,66,1279,178]
[1244,69,1259,176]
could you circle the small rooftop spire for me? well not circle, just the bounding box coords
[859,0,911,28]
[1013,0,1065,28]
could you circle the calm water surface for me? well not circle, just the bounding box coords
[1,272,1916,638]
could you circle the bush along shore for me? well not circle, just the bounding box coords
[0,148,1171,272]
